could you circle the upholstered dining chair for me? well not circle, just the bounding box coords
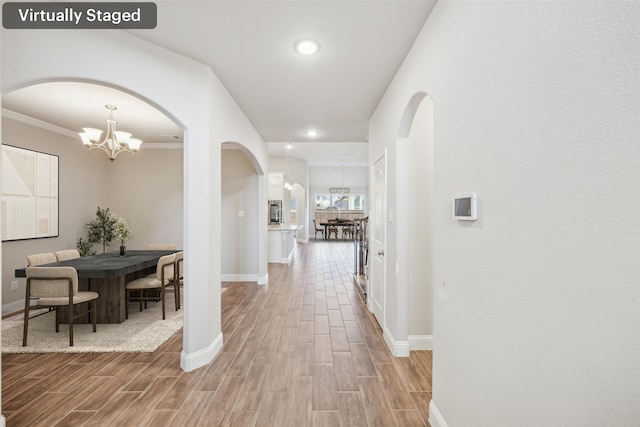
[54,249,80,261]
[144,244,177,280]
[27,252,57,266]
[147,243,177,250]
[125,253,176,320]
[23,266,99,346]
[312,220,324,240]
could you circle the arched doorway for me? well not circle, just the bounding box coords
[221,142,267,283]
[1,81,185,317]
[396,92,435,353]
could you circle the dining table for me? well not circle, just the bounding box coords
[15,249,176,324]
[319,220,355,240]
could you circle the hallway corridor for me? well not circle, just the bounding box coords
[2,241,432,426]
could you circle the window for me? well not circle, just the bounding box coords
[314,193,365,222]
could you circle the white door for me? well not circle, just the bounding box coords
[369,153,386,325]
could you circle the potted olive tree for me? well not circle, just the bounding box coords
[76,235,96,257]
[87,207,117,254]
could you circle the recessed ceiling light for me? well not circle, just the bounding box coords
[306,130,318,137]
[295,39,320,55]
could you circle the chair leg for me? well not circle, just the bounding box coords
[125,289,129,319]
[173,282,179,310]
[92,300,97,333]
[22,294,30,347]
[139,290,144,312]
[69,302,74,346]
[161,287,166,320]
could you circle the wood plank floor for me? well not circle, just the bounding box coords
[2,241,432,426]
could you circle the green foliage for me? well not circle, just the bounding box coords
[76,236,96,257]
[87,207,117,253]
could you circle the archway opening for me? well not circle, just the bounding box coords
[1,79,186,345]
[221,142,264,283]
[396,92,435,352]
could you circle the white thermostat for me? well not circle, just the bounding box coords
[453,194,477,220]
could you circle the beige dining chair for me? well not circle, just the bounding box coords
[125,253,176,320]
[23,266,99,346]
[147,243,177,250]
[27,253,57,266]
[54,249,80,261]
[173,251,184,310]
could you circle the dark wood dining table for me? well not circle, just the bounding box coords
[15,250,175,324]
[319,221,355,240]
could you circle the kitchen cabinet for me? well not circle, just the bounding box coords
[268,173,284,201]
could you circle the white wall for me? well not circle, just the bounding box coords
[108,147,184,251]
[370,2,640,426]
[309,165,368,189]
[221,148,259,280]
[290,183,306,242]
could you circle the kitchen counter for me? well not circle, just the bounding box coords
[268,225,302,263]
[268,225,303,231]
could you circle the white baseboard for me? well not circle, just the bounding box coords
[429,400,448,427]
[2,300,24,316]
[278,250,294,264]
[180,331,223,372]
[257,273,269,285]
[408,334,433,351]
[0,414,6,427]
[383,326,410,357]
[220,274,258,282]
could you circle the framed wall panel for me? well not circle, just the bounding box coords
[2,145,59,241]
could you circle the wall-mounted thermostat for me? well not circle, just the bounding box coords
[453,194,477,220]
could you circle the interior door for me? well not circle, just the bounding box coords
[369,153,386,325]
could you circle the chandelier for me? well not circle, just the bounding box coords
[79,105,143,161]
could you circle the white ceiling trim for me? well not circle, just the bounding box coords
[144,143,183,149]
[2,108,183,149]
[3,108,78,140]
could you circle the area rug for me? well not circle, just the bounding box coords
[2,292,183,354]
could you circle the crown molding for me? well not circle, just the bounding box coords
[2,108,77,139]
[2,108,182,149]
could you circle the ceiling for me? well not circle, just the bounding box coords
[2,1,437,166]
